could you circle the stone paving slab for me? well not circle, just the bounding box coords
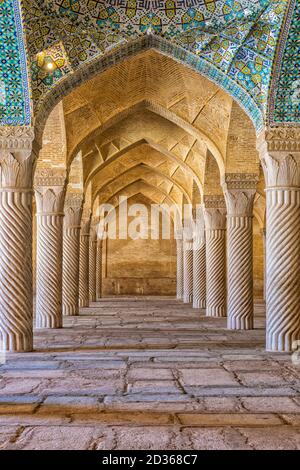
[0,298,299,450]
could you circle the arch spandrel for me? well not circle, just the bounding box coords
[35,102,67,175]
[225,101,259,174]
[203,150,223,197]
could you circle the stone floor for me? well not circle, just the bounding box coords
[0,297,299,450]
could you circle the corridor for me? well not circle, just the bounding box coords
[0,298,299,450]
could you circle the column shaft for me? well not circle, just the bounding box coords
[79,231,90,308]
[224,181,257,330]
[227,215,253,329]
[0,190,33,351]
[89,238,97,303]
[266,188,300,351]
[62,196,82,316]
[96,240,103,299]
[176,239,183,300]
[193,241,206,309]
[35,181,65,329]
[192,208,206,309]
[36,213,64,328]
[62,226,81,315]
[183,239,193,303]
[204,199,226,317]
[206,228,226,316]
[261,228,266,302]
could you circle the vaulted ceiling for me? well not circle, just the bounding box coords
[35,48,262,223]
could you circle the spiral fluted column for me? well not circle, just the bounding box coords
[258,128,300,352]
[193,207,206,309]
[224,175,258,330]
[62,195,83,316]
[79,217,91,308]
[204,197,226,317]
[176,231,184,300]
[183,224,193,304]
[96,239,103,299]
[0,128,35,352]
[260,228,266,302]
[35,176,66,329]
[89,222,97,303]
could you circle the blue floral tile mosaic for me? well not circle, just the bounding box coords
[0,0,30,125]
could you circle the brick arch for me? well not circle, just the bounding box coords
[33,35,264,151]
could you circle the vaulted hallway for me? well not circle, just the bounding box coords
[0,298,299,450]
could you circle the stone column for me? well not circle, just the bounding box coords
[176,229,184,300]
[62,195,83,316]
[257,127,300,352]
[204,196,226,317]
[193,207,206,309]
[35,175,66,328]
[183,223,193,304]
[224,174,258,330]
[89,220,97,303]
[79,217,91,308]
[96,239,103,299]
[0,127,35,352]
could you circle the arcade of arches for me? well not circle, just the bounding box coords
[0,1,299,450]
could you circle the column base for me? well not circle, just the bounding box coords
[36,318,62,329]
[183,294,192,304]
[193,299,206,309]
[79,299,89,308]
[0,334,33,353]
[266,334,300,353]
[206,306,226,317]
[63,305,79,316]
[227,316,253,330]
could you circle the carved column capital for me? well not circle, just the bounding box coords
[35,184,66,215]
[204,196,226,230]
[223,174,258,216]
[0,126,35,190]
[64,195,83,228]
[257,126,300,188]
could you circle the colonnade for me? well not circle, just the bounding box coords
[0,127,299,354]
[175,127,300,354]
[177,179,257,328]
